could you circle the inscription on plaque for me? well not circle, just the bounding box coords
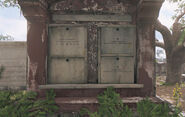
[49,27,86,57]
[101,26,135,55]
[48,26,87,84]
[56,38,80,46]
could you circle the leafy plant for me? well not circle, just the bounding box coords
[80,87,133,117]
[0,0,18,7]
[172,83,183,117]
[178,29,185,46]
[137,98,179,117]
[0,89,58,117]
[0,34,14,41]
[173,83,183,108]
[80,87,182,117]
[0,66,5,79]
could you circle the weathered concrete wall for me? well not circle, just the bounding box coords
[182,63,185,74]
[156,63,166,76]
[0,42,27,90]
[156,62,185,76]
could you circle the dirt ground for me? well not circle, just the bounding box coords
[156,76,185,112]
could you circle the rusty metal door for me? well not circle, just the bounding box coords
[48,26,87,84]
[99,25,136,84]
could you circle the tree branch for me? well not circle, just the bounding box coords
[172,44,185,55]
[183,37,185,46]
[181,26,185,30]
[172,44,185,61]
[174,9,185,23]
[155,40,165,49]
[172,23,182,44]
[155,20,172,48]
[172,9,185,44]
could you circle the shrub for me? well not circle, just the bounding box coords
[0,90,58,117]
[80,87,133,117]
[137,98,178,117]
[0,66,5,79]
[173,83,183,108]
[80,87,181,117]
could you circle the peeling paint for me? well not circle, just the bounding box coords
[41,28,46,43]
[139,39,154,78]
[30,62,38,79]
[29,62,38,90]
[27,21,31,34]
[91,3,98,11]
[27,56,30,88]
[44,55,47,84]
[50,0,128,14]
[144,62,154,79]
[137,25,155,79]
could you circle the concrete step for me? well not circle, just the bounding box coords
[45,97,162,117]
[52,96,162,112]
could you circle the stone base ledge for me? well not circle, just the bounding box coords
[0,86,26,90]
[39,84,144,89]
[55,96,161,104]
[52,96,162,112]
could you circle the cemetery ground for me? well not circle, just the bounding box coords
[156,76,185,112]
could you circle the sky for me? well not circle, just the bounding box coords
[0,1,179,58]
[0,7,26,41]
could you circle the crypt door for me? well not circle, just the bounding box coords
[48,25,87,84]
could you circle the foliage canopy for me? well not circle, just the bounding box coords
[0,0,18,7]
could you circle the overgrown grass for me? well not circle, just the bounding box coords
[80,87,182,117]
[0,66,5,79]
[0,90,58,117]
[137,98,179,117]
[80,87,133,117]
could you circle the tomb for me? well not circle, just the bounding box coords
[18,0,164,112]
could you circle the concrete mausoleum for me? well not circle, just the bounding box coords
[18,0,164,113]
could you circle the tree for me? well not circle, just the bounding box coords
[0,0,17,40]
[0,0,18,7]
[0,34,14,41]
[156,49,165,58]
[155,0,185,84]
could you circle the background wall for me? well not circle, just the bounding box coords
[156,62,185,77]
[156,62,167,76]
[0,41,183,90]
[0,42,27,90]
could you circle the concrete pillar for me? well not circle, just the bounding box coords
[27,20,47,90]
[18,1,48,91]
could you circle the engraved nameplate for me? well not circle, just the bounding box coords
[101,26,136,55]
[49,27,87,57]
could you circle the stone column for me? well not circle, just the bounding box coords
[18,1,48,91]
[27,20,47,91]
[136,0,163,96]
[137,23,156,96]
